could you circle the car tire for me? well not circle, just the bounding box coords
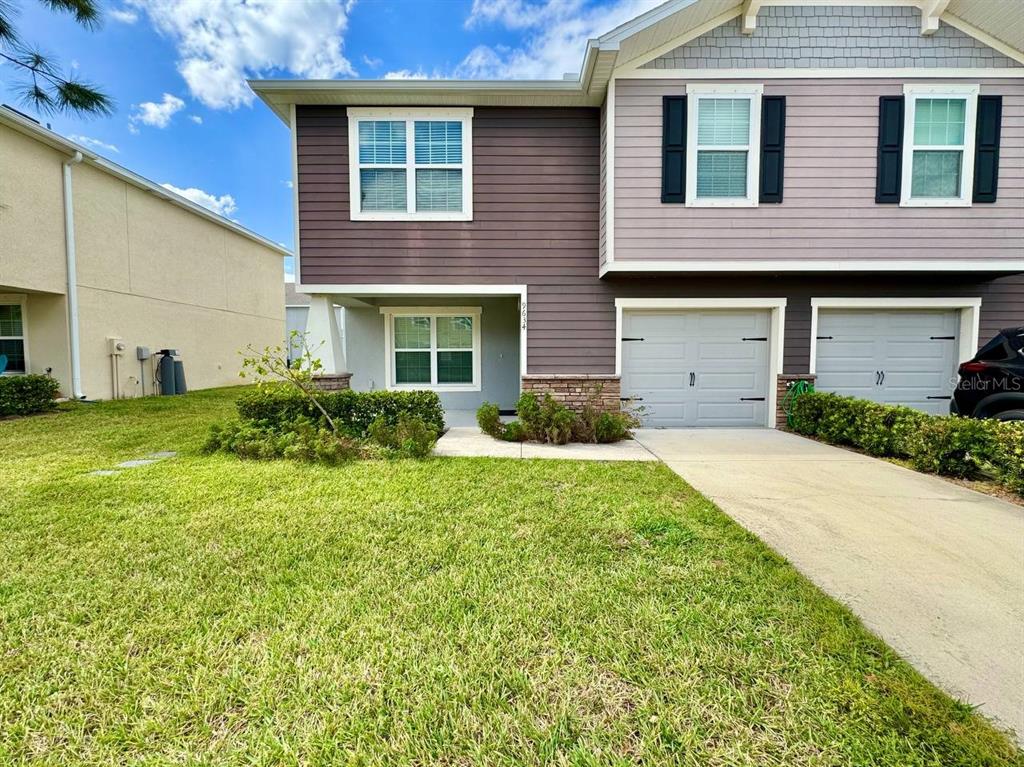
[994,410,1024,422]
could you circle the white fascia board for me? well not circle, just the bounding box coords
[296,284,528,298]
[600,259,1024,274]
[615,67,1024,79]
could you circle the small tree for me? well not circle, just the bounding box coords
[239,331,338,433]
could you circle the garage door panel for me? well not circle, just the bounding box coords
[622,308,770,428]
[815,308,959,414]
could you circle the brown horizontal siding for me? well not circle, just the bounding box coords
[614,78,1024,264]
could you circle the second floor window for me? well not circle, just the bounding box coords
[348,108,473,221]
[686,84,763,207]
[902,85,978,207]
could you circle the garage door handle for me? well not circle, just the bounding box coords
[621,396,643,402]
[930,336,955,340]
[816,336,833,340]
[621,337,645,342]
[927,396,952,400]
[689,372,695,387]
[742,337,768,341]
[739,397,766,401]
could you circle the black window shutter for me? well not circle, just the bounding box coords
[661,96,686,203]
[759,96,785,203]
[875,96,904,204]
[973,95,1002,203]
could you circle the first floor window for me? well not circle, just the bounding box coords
[349,108,473,221]
[687,85,762,207]
[387,309,480,390]
[0,302,26,373]
[903,85,978,206]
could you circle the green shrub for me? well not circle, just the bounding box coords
[0,375,60,417]
[236,385,444,437]
[787,390,1022,494]
[911,417,1003,479]
[596,411,636,444]
[204,417,362,464]
[476,402,503,439]
[368,413,438,459]
[502,420,527,442]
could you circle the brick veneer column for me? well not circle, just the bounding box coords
[776,374,816,428]
[520,375,621,413]
[312,373,353,391]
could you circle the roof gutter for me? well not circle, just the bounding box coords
[62,150,86,400]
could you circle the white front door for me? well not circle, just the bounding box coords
[621,309,771,427]
[815,309,960,415]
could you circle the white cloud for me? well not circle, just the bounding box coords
[109,7,139,23]
[188,114,203,124]
[130,93,185,129]
[282,179,294,188]
[382,69,440,80]
[128,0,357,110]
[362,54,383,69]
[68,134,119,153]
[458,0,662,79]
[160,183,238,217]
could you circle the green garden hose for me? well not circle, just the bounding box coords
[782,379,815,428]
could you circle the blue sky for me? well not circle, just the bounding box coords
[4,0,659,278]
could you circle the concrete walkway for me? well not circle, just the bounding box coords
[634,428,1024,740]
[435,427,657,461]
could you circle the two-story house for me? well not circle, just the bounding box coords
[252,0,1023,428]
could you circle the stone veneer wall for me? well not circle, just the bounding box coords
[521,375,622,413]
[776,374,816,428]
[312,373,353,391]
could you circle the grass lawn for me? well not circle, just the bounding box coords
[0,388,1019,766]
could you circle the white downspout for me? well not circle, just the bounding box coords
[63,151,85,399]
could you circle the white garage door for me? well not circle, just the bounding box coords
[815,309,959,415]
[621,309,771,427]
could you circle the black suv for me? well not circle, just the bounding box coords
[951,326,1024,421]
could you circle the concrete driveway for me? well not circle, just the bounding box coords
[634,428,1024,740]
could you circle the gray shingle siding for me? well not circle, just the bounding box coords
[641,6,1022,70]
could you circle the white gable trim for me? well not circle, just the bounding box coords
[614,67,1024,79]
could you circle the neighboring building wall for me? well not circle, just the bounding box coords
[0,125,66,294]
[0,122,285,398]
[612,77,1024,264]
[641,6,1022,70]
[343,296,521,411]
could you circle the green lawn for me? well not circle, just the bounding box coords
[0,388,1019,766]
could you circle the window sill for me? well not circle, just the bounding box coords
[685,198,758,208]
[387,383,481,393]
[899,198,972,208]
[350,211,472,222]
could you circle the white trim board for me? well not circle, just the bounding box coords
[298,284,528,377]
[290,103,302,282]
[614,297,787,428]
[613,68,1024,79]
[605,78,616,265]
[600,259,1024,275]
[808,296,982,373]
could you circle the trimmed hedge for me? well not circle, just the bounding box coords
[235,385,444,437]
[0,375,60,417]
[789,391,1024,494]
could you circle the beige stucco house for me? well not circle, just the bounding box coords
[0,106,288,400]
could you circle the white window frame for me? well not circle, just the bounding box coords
[0,293,29,376]
[348,107,473,222]
[685,83,763,208]
[380,306,482,392]
[900,84,979,208]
